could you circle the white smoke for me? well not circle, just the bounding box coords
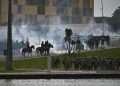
[0,26,7,41]
[12,16,66,52]
[0,17,120,53]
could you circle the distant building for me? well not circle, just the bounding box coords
[0,0,8,25]
[0,0,94,25]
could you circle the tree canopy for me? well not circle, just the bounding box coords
[64,28,73,55]
[109,6,120,32]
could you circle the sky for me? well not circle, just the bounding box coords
[94,0,120,17]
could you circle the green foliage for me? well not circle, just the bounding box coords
[63,57,72,70]
[0,48,120,72]
[0,57,48,72]
[64,28,73,55]
[51,57,61,69]
[109,6,120,31]
[14,57,47,69]
[80,48,120,58]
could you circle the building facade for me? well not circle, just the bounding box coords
[0,0,94,25]
[0,0,8,25]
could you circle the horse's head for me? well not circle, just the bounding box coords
[31,45,35,49]
[49,43,53,48]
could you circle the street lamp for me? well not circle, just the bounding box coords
[6,0,13,71]
[101,0,105,36]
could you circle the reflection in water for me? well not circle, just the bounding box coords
[0,79,119,86]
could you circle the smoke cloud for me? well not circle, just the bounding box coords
[0,17,120,53]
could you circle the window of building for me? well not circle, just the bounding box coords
[89,8,93,16]
[83,0,90,8]
[56,7,65,16]
[37,0,45,6]
[72,0,80,8]
[37,5,45,14]
[17,5,22,14]
[72,8,81,16]
[26,0,37,5]
[26,0,45,5]
[83,8,88,16]
[56,0,71,8]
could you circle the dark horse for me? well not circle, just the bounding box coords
[22,45,35,56]
[44,43,53,55]
[36,46,44,56]
[36,43,53,56]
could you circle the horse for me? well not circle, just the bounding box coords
[44,43,53,55]
[22,45,35,56]
[36,43,53,56]
[36,46,44,56]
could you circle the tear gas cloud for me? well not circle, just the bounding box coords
[0,17,120,53]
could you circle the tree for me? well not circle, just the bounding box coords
[109,6,120,32]
[64,28,73,55]
[71,40,76,53]
[76,38,81,53]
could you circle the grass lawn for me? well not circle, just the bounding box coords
[0,57,48,72]
[51,48,120,60]
[0,48,119,72]
[80,48,120,58]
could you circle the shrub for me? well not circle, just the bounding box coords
[51,57,60,69]
[63,57,72,70]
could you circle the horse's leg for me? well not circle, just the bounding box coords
[36,51,39,56]
[24,52,26,57]
[41,51,43,56]
[47,49,50,55]
[31,52,32,57]
[42,51,44,56]
[29,52,31,57]
[28,52,29,57]
[36,51,38,56]
[42,50,44,56]
[28,53,30,57]
[42,49,44,56]
[22,52,25,57]
[39,50,41,56]
[23,52,25,57]
[22,52,23,56]
[46,48,49,55]
[38,51,40,56]
[45,50,47,56]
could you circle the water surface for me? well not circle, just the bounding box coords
[0,79,119,86]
